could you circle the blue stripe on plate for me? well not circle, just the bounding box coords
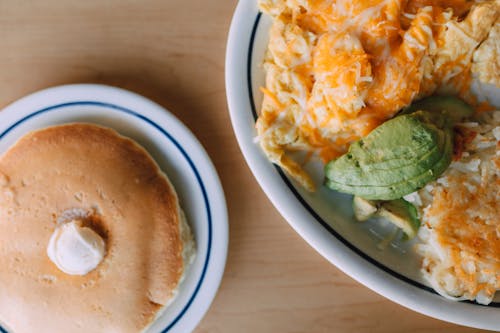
[247,12,499,308]
[0,101,213,332]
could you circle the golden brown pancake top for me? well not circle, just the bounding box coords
[0,123,184,333]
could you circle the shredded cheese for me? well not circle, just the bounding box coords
[256,0,499,190]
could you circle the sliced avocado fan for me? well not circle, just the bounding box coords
[325,110,453,200]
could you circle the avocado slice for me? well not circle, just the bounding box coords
[340,116,445,177]
[377,199,420,239]
[352,196,379,221]
[400,96,474,123]
[326,133,451,200]
[325,111,453,200]
[355,121,447,176]
[351,196,421,239]
[326,166,436,200]
[326,114,446,187]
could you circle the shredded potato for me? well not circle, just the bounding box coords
[415,111,500,304]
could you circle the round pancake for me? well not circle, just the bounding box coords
[0,123,190,333]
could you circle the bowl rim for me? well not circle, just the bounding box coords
[225,0,500,330]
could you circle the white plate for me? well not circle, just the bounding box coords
[0,84,228,333]
[226,0,499,330]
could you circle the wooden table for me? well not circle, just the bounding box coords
[0,1,490,332]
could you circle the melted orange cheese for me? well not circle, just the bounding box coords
[261,0,480,162]
[257,0,498,190]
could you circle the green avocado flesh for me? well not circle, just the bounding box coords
[325,111,453,200]
[352,196,421,239]
[400,95,474,122]
[377,199,421,239]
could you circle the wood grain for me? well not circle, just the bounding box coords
[0,1,492,332]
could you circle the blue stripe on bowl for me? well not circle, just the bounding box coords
[247,12,499,308]
[0,101,213,332]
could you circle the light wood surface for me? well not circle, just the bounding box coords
[0,1,492,332]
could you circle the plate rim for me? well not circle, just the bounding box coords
[0,84,228,333]
[225,0,499,330]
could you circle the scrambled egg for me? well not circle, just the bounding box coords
[472,18,500,87]
[257,0,500,191]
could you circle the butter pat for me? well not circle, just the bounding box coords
[47,220,106,275]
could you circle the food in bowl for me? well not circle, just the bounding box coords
[0,123,195,332]
[256,0,499,190]
[324,109,454,200]
[414,111,500,304]
[256,0,499,304]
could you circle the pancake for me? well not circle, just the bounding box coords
[0,123,195,333]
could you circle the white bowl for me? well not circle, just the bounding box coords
[225,0,500,330]
[0,84,228,333]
